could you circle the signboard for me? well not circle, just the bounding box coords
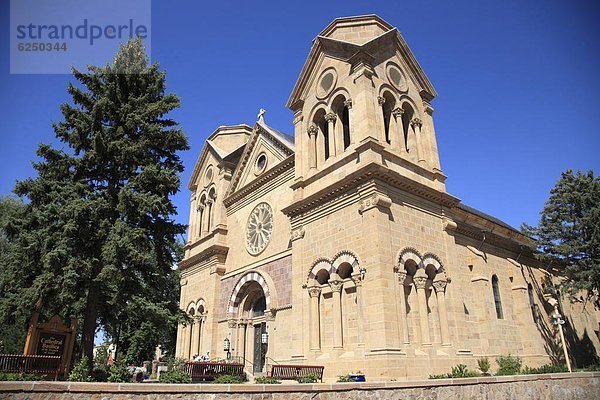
[36,332,67,357]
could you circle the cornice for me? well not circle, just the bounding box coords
[179,243,229,271]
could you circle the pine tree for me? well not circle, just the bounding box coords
[523,170,600,304]
[6,38,189,367]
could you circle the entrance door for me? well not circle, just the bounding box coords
[253,323,266,373]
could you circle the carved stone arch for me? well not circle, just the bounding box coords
[422,253,444,272]
[397,247,423,268]
[308,102,329,126]
[378,84,401,105]
[207,184,217,200]
[332,250,359,272]
[185,301,197,315]
[198,191,208,207]
[307,258,334,283]
[195,298,207,314]
[227,270,278,318]
[328,87,351,109]
[397,95,421,119]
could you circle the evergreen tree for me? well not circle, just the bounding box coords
[523,170,600,304]
[5,38,189,367]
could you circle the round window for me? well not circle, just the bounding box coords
[255,153,267,174]
[246,202,273,255]
[316,68,337,99]
[386,63,408,92]
[205,166,214,185]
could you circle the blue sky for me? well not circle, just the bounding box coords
[1,0,599,233]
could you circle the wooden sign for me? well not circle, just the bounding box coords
[23,312,77,378]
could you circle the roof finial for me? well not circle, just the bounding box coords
[257,108,266,122]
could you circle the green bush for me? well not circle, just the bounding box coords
[68,356,92,382]
[585,364,600,371]
[91,367,109,382]
[337,375,353,382]
[0,372,43,381]
[254,376,281,384]
[429,373,452,379]
[159,358,191,384]
[496,355,522,376]
[522,364,568,374]
[213,374,244,384]
[477,357,491,375]
[451,364,480,378]
[107,361,132,383]
[296,374,318,383]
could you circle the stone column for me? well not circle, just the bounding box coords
[308,125,318,170]
[191,318,200,358]
[397,270,410,344]
[413,269,431,345]
[329,276,344,349]
[325,112,337,158]
[227,319,237,359]
[198,314,206,355]
[264,310,276,367]
[411,118,426,165]
[392,108,407,154]
[433,273,450,346]
[351,269,366,345]
[176,323,184,357]
[308,286,322,351]
[237,319,247,360]
[186,322,194,359]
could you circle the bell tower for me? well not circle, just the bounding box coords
[287,15,446,191]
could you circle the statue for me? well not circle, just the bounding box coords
[257,108,266,122]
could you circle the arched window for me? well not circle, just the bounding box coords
[315,269,330,285]
[381,92,396,145]
[337,262,353,279]
[332,94,351,152]
[312,109,328,165]
[401,103,414,153]
[207,187,216,232]
[198,194,207,237]
[252,295,266,317]
[492,275,503,319]
[342,106,350,149]
[528,283,538,323]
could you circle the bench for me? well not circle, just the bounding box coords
[184,361,244,382]
[0,354,62,380]
[269,364,324,382]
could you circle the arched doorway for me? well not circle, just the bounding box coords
[228,271,275,373]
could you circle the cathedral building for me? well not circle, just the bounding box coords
[176,15,600,380]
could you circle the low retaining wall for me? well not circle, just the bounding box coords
[0,372,598,399]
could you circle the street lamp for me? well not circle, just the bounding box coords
[223,337,231,361]
[549,299,572,372]
[261,332,269,345]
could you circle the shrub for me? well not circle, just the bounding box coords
[213,374,244,384]
[91,367,109,382]
[429,373,451,379]
[158,357,191,384]
[337,375,353,382]
[495,355,522,376]
[0,372,42,381]
[108,361,132,383]
[451,364,480,378]
[478,357,491,375]
[586,364,600,371]
[296,374,318,383]
[68,356,92,382]
[254,376,281,384]
[522,364,568,374]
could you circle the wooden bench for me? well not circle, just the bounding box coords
[184,361,244,382]
[269,364,324,382]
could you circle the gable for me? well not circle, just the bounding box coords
[225,122,294,198]
[188,143,222,191]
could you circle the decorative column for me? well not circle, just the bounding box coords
[411,118,426,165]
[308,286,322,351]
[186,321,194,359]
[433,273,450,346]
[392,108,407,154]
[191,318,200,357]
[351,269,366,346]
[413,269,431,345]
[329,275,344,349]
[227,319,237,359]
[197,314,206,355]
[397,270,410,344]
[325,112,337,158]
[264,310,276,366]
[237,319,247,360]
[308,125,318,170]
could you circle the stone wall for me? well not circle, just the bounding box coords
[1,372,598,400]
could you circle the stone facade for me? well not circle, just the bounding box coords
[176,15,600,380]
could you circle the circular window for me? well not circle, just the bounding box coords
[246,202,273,255]
[255,153,267,175]
[316,68,337,99]
[386,63,408,92]
[205,166,214,185]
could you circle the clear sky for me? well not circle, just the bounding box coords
[1,0,599,234]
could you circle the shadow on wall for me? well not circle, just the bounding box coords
[528,267,599,368]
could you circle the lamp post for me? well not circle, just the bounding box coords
[549,299,572,372]
[223,337,231,362]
